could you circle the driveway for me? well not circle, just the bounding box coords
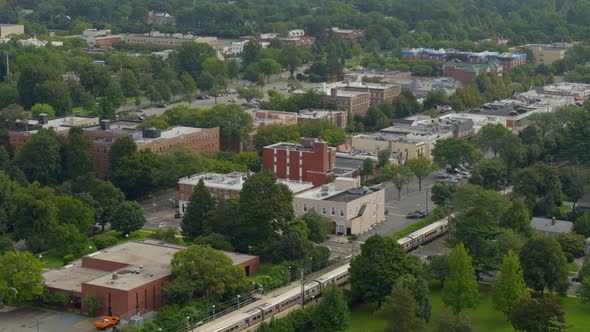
[0,306,95,332]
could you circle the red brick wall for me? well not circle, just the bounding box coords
[239,256,260,277]
[443,66,477,85]
[82,257,129,272]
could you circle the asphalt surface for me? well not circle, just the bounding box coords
[0,306,96,332]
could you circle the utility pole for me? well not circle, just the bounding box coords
[5,53,9,80]
[425,186,429,214]
[300,267,305,308]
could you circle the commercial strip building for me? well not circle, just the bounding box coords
[82,29,123,49]
[401,48,527,72]
[43,240,259,316]
[177,171,314,213]
[263,138,336,187]
[125,31,218,48]
[298,109,348,130]
[293,177,385,235]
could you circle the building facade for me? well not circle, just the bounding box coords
[125,31,217,48]
[263,138,336,187]
[298,109,348,130]
[177,172,314,213]
[443,59,503,85]
[525,43,572,65]
[321,89,370,117]
[293,177,385,235]
[341,82,401,106]
[0,24,24,37]
[43,240,259,317]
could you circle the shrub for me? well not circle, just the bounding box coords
[93,235,118,250]
[63,254,75,263]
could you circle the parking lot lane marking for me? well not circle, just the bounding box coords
[74,319,96,329]
[35,312,54,321]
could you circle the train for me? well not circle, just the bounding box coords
[200,264,351,332]
[198,217,453,332]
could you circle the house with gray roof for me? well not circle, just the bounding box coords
[530,217,573,238]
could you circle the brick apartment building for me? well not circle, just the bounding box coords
[329,27,367,41]
[402,48,526,72]
[43,240,259,317]
[85,121,219,178]
[321,88,370,117]
[263,138,336,187]
[177,172,314,213]
[8,116,219,179]
[443,59,503,85]
[341,82,401,106]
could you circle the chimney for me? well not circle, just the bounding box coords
[38,113,48,125]
[551,217,556,225]
[112,272,118,280]
[100,119,110,130]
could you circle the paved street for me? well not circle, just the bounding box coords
[138,190,181,231]
[0,306,96,332]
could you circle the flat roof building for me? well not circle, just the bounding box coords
[43,240,259,316]
[125,31,218,48]
[298,109,348,130]
[523,43,572,65]
[293,177,385,235]
[531,217,573,238]
[177,171,314,213]
[263,138,336,187]
[321,88,370,117]
[0,24,24,37]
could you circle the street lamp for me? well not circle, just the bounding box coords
[212,305,216,316]
[237,294,241,309]
[186,316,190,329]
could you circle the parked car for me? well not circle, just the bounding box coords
[93,316,119,330]
[406,210,427,219]
[157,103,167,108]
[228,98,236,103]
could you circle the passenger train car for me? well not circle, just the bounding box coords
[202,264,351,332]
[200,217,455,332]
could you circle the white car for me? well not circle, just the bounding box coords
[228,98,236,103]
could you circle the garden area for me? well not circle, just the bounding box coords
[347,284,590,332]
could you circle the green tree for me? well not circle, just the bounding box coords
[181,179,214,239]
[423,89,450,111]
[71,175,125,231]
[109,136,137,170]
[11,182,57,251]
[30,103,55,118]
[236,172,294,251]
[136,116,169,129]
[16,128,61,186]
[173,42,216,80]
[253,124,300,150]
[48,223,87,255]
[432,138,481,171]
[512,162,562,215]
[468,158,506,190]
[434,309,472,332]
[241,40,262,67]
[473,124,512,157]
[180,72,197,102]
[34,80,73,116]
[319,128,346,147]
[0,251,44,305]
[379,284,426,332]
[574,213,590,238]
[509,297,565,332]
[442,243,479,314]
[406,158,438,191]
[557,232,586,258]
[82,294,102,317]
[226,60,240,82]
[500,198,533,237]
[279,45,303,78]
[17,62,59,109]
[350,234,414,307]
[197,71,215,92]
[237,86,263,105]
[378,149,390,168]
[169,245,246,298]
[559,165,589,210]
[362,158,375,176]
[301,209,330,243]
[201,57,226,77]
[428,255,450,287]
[382,163,412,200]
[62,127,93,180]
[491,250,529,317]
[112,150,159,199]
[258,58,282,82]
[312,285,350,332]
[397,274,432,322]
[109,201,146,235]
[197,104,253,149]
[56,196,94,236]
[119,69,140,98]
[519,236,569,294]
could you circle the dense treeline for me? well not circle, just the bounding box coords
[5,0,590,46]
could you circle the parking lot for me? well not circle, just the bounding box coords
[0,306,97,332]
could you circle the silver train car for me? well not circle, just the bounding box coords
[203,264,351,332]
[397,217,450,251]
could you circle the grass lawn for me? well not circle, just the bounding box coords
[40,250,64,268]
[347,303,387,332]
[102,229,153,243]
[348,284,590,332]
[568,262,579,273]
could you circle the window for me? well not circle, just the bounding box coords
[304,204,307,212]
[331,207,335,215]
[340,209,344,217]
[322,207,326,215]
[294,204,298,211]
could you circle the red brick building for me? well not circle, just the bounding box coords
[43,240,259,317]
[442,59,503,85]
[263,138,336,187]
[341,82,401,106]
